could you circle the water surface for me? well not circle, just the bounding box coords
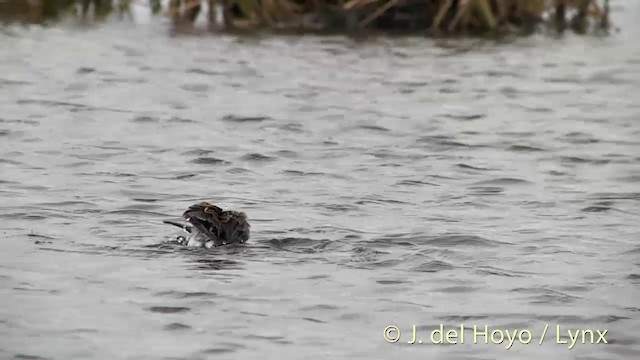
[1,2,639,359]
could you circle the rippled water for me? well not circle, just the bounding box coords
[1,2,639,360]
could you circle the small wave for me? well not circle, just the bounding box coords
[302,317,326,323]
[456,163,493,171]
[167,116,197,123]
[559,156,609,164]
[101,77,146,84]
[191,157,230,165]
[76,67,96,74]
[558,131,600,144]
[475,266,530,277]
[0,118,39,125]
[395,179,439,186]
[0,78,34,86]
[278,123,304,133]
[582,205,613,212]
[173,173,197,179]
[282,170,324,176]
[508,145,545,152]
[468,186,504,195]
[187,257,244,272]
[17,99,130,113]
[0,158,24,166]
[104,209,169,216]
[154,291,217,298]
[434,285,477,293]
[376,279,410,285]
[241,153,275,162]
[627,274,640,281]
[227,167,253,174]
[411,260,455,273]
[186,68,222,76]
[590,192,640,201]
[35,200,96,208]
[318,203,359,212]
[353,197,409,205]
[146,306,191,314]
[425,234,510,248]
[416,135,484,149]
[222,114,272,123]
[12,354,50,360]
[199,348,237,355]
[0,212,49,221]
[132,198,159,203]
[355,125,391,132]
[164,323,191,331]
[511,288,580,304]
[274,150,298,158]
[182,149,214,156]
[299,304,339,312]
[180,83,209,92]
[440,113,485,121]
[472,178,530,186]
[266,237,342,253]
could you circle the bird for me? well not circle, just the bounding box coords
[163,202,250,248]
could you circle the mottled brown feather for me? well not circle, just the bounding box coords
[181,202,250,246]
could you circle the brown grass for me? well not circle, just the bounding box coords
[0,0,612,36]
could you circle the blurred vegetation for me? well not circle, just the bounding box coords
[0,0,132,23]
[0,0,612,35]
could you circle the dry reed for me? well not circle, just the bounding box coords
[0,0,612,36]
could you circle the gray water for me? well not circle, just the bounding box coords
[1,2,639,359]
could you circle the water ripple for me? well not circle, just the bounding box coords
[1,16,639,360]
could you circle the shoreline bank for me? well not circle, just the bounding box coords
[0,0,612,37]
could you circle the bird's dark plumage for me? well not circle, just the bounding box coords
[164,202,250,247]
